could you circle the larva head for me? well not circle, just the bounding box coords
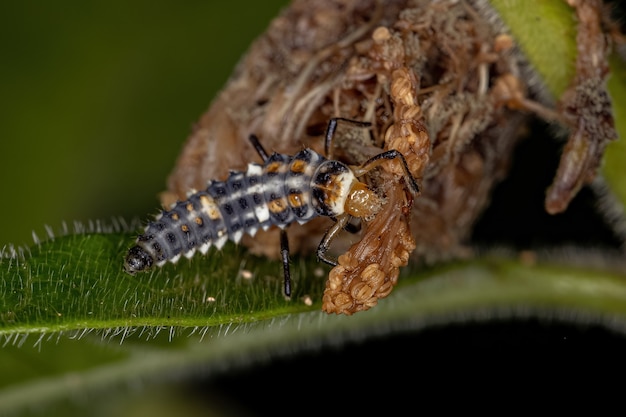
[311,160,356,217]
[124,245,154,274]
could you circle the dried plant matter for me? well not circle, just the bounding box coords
[546,0,617,214]
[323,61,426,314]
[163,0,622,314]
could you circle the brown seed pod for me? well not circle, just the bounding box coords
[162,0,621,313]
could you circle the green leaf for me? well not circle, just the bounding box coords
[1,231,322,334]
[1,220,624,408]
[2,229,626,414]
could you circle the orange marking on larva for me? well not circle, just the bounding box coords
[200,195,221,220]
[291,159,306,173]
[181,224,189,232]
[195,217,203,225]
[268,197,288,213]
[186,202,194,212]
[288,192,305,208]
[266,161,283,174]
[170,212,179,220]
[207,207,221,220]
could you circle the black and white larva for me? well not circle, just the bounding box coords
[124,118,420,297]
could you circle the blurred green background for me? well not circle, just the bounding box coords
[0,1,289,248]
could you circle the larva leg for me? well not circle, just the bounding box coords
[330,215,361,234]
[248,134,270,162]
[344,220,361,234]
[249,132,293,298]
[280,229,291,298]
[353,150,420,197]
[316,214,351,266]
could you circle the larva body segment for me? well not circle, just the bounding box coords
[123,148,356,274]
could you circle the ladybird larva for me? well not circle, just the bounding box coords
[125,119,420,298]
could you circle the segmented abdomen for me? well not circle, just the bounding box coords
[124,148,331,273]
